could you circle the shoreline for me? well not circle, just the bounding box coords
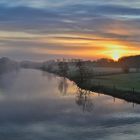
[43,69,140,104]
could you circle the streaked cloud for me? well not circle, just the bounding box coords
[0,0,139,60]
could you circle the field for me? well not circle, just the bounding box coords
[44,62,140,93]
[43,63,140,103]
[92,73,140,92]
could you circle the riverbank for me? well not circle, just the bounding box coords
[42,67,140,104]
[18,59,140,104]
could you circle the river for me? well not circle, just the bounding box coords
[0,69,140,140]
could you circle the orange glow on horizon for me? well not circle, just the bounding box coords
[111,50,121,61]
[36,34,140,59]
[105,45,128,61]
[3,31,138,60]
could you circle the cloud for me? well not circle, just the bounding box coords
[0,1,139,60]
[0,0,140,9]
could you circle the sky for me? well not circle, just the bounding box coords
[0,0,140,61]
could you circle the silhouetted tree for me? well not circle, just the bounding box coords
[58,59,69,77]
[75,60,87,82]
[119,55,140,72]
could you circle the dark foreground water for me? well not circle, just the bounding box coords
[0,69,140,140]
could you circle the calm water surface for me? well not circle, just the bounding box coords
[0,69,140,140]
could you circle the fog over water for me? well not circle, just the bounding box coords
[0,69,140,140]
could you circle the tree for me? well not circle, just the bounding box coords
[58,59,69,77]
[76,60,86,82]
[119,55,140,73]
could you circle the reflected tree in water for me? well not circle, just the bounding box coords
[42,71,53,81]
[57,59,69,95]
[76,88,94,112]
[58,77,68,95]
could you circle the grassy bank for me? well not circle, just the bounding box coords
[40,60,140,104]
[91,73,140,92]
[68,73,140,104]
[43,68,140,104]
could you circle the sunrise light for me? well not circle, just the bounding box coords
[111,49,122,61]
[105,44,128,61]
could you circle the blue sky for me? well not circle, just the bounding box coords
[0,0,140,60]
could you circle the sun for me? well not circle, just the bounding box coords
[109,46,126,61]
[111,50,121,61]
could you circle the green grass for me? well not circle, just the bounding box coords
[91,73,140,92]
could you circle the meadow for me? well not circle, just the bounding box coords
[92,73,140,92]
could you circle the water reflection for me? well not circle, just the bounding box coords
[57,77,94,112]
[76,88,94,112]
[58,77,68,96]
[0,69,139,140]
[0,70,19,91]
[42,70,53,81]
